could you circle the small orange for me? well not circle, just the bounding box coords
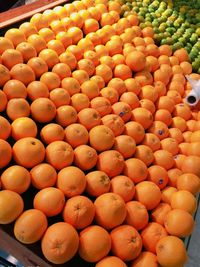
[27,57,48,78]
[40,72,61,91]
[71,93,90,112]
[27,81,49,101]
[1,49,23,70]
[95,64,113,83]
[27,34,47,53]
[3,79,27,100]
[40,123,65,144]
[114,64,132,80]
[4,28,26,47]
[153,150,174,170]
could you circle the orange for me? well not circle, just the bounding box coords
[6,98,30,121]
[52,62,71,79]
[168,128,183,144]
[43,9,59,24]
[89,125,115,152]
[56,105,77,127]
[10,63,35,85]
[153,150,174,170]
[90,96,112,116]
[180,61,192,75]
[124,78,141,95]
[96,64,113,83]
[30,163,57,189]
[40,72,61,91]
[31,98,56,123]
[61,77,80,96]
[112,54,126,65]
[100,55,115,70]
[114,64,132,80]
[135,181,161,210]
[1,165,30,194]
[38,28,55,43]
[97,150,124,178]
[156,236,188,267]
[134,145,154,166]
[134,70,153,86]
[124,121,145,144]
[33,187,65,217]
[71,93,90,112]
[154,109,172,126]
[166,90,182,104]
[77,38,94,52]
[113,135,136,159]
[41,222,79,264]
[40,123,64,144]
[74,145,98,170]
[120,92,140,110]
[67,44,83,61]
[67,26,83,44]
[107,78,126,97]
[79,225,111,263]
[140,85,158,103]
[148,165,169,189]
[85,32,101,46]
[110,225,142,261]
[27,34,47,53]
[1,49,23,70]
[27,81,49,101]
[0,37,14,54]
[100,12,115,27]
[126,51,146,72]
[112,102,132,122]
[153,69,169,86]
[0,190,24,224]
[124,158,148,183]
[148,121,169,140]
[13,137,45,168]
[3,79,27,100]
[57,165,86,197]
[50,88,70,107]
[132,107,153,130]
[72,69,89,84]
[47,39,65,55]
[141,133,160,152]
[91,75,105,90]
[46,141,74,170]
[11,117,37,140]
[102,114,124,136]
[146,56,159,72]
[171,116,187,132]
[77,58,95,77]
[177,173,200,195]
[63,195,95,229]
[27,57,48,78]
[4,28,26,47]
[171,190,197,214]
[174,48,189,63]
[110,175,135,202]
[83,18,99,34]
[94,192,126,229]
[39,48,59,69]
[125,201,149,230]
[85,170,110,197]
[50,20,66,34]
[160,138,179,156]
[59,51,77,70]
[164,209,194,237]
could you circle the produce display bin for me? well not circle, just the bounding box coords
[0,1,200,267]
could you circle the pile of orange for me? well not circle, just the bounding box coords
[0,0,200,266]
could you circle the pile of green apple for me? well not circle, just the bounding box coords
[121,0,200,73]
